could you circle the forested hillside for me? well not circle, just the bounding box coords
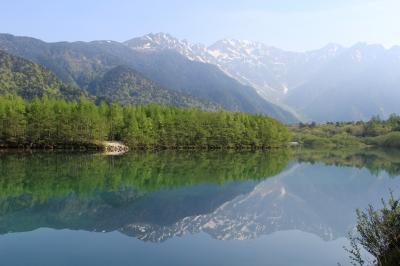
[88,65,217,109]
[0,49,216,111]
[0,95,290,149]
[0,50,81,100]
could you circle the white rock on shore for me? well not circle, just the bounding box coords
[102,141,129,155]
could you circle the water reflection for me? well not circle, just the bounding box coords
[0,151,289,236]
[0,149,399,265]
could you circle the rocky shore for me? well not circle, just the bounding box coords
[102,141,129,155]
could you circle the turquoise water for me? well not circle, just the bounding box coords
[0,150,398,265]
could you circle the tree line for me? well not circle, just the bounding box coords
[0,94,290,149]
[291,114,400,149]
[297,114,400,137]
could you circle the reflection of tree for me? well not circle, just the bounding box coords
[0,151,290,236]
[0,150,290,205]
[294,148,400,177]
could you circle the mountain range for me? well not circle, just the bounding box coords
[125,33,343,102]
[0,33,297,123]
[1,32,399,122]
[126,33,400,122]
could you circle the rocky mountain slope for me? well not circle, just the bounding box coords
[125,33,343,103]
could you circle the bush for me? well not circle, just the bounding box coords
[344,193,400,266]
[301,135,334,148]
[364,132,400,149]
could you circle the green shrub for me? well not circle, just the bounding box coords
[363,132,400,148]
[344,193,400,266]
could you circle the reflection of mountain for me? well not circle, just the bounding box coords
[0,181,258,235]
[121,162,400,242]
[0,151,399,243]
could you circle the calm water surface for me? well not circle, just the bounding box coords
[0,150,399,266]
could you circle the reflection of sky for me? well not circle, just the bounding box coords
[0,229,350,266]
[1,0,400,51]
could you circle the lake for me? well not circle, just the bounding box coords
[0,149,399,266]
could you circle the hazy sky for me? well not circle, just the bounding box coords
[1,0,400,51]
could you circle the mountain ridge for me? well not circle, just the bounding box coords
[124,33,346,102]
[0,33,298,123]
[125,33,400,122]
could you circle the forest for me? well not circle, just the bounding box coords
[0,94,290,149]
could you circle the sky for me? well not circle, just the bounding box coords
[1,0,400,51]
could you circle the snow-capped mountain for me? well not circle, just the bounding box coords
[125,33,400,122]
[124,33,211,63]
[207,40,344,102]
[124,33,344,103]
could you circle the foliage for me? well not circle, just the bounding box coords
[0,50,82,100]
[344,193,400,266]
[364,132,400,149]
[291,115,400,149]
[0,94,290,149]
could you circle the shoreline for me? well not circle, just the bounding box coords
[0,141,129,155]
[0,144,288,153]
